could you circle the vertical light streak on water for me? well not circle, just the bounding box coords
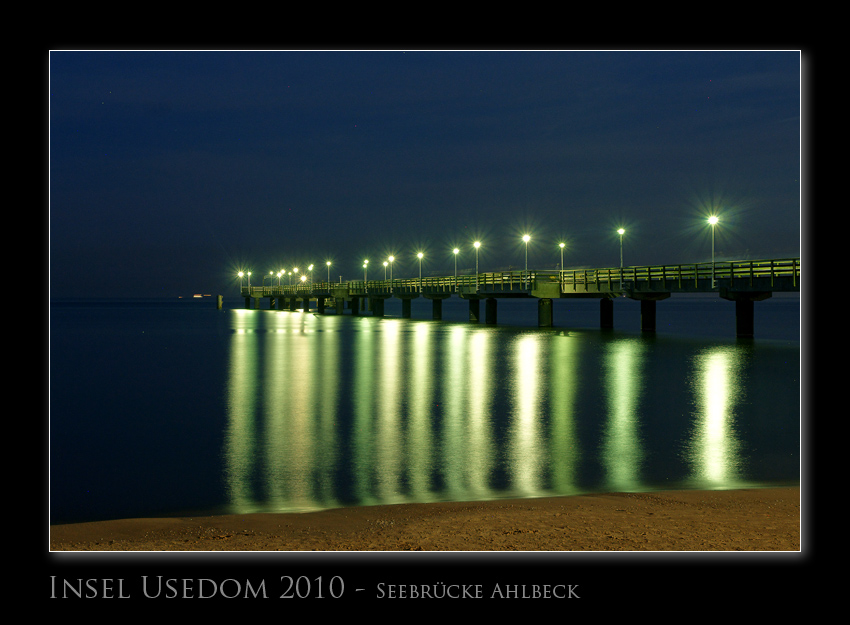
[509,334,545,496]
[466,329,495,499]
[601,339,646,492]
[441,325,469,499]
[223,312,259,513]
[352,317,378,505]
[549,334,581,495]
[407,322,435,501]
[290,313,320,509]
[315,315,341,509]
[262,316,300,510]
[685,347,745,489]
[375,319,405,504]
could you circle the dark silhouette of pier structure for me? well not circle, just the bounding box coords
[237,258,800,338]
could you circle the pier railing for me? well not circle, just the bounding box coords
[242,258,800,297]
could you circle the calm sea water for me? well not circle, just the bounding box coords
[49,294,801,525]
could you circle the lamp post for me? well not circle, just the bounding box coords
[559,242,565,269]
[388,255,394,292]
[453,247,459,291]
[238,271,244,291]
[617,228,625,292]
[417,252,424,292]
[383,260,388,280]
[247,271,251,289]
[708,216,719,288]
[308,264,314,287]
[522,234,531,288]
[326,261,331,285]
[474,241,480,291]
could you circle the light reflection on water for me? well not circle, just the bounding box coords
[684,346,746,489]
[221,309,797,516]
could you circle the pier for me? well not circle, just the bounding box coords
[236,257,800,338]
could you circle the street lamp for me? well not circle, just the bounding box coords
[308,264,314,286]
[617,228,625,293]
[453,247,460,291]
[326,261,331,284]
[559,242,565,270]
[383,260,388,280]
[388,255,395,292]
[708,216,719,288]
[238,271,244,291]
[617,229,625,268]
[522,234,531,288]
[363,259,369,284]
[417,252,424,292]
[473,241,481,291]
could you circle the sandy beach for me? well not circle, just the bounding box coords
[49,487,800,552]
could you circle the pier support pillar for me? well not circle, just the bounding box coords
[288,297,297,312]
[401,298,412,318]
[350,297,360,316]
[640,299,656,332]
[432,298,442,320]
[735,299,755,338]
[245,296,251,309]
[335,298,344,314]
[469,298,480,322]
[720,289,772,338]
[538,298,553,327]
[600,297,614,329]
[485,298,498,324]
[317,297,325,314]
[301,297,309,312]
[372,298,385,317]
[269,297,276,309]
[217,295,223,310]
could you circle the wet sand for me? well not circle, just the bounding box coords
[49,487,800,552]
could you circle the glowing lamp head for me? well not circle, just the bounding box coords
[559,242,565,249]
[417,252,424,259]
[453,248,459,255]
[617,228,625,236]
[708,216,719,225]
[474,241,481,249]
[300,274,306,282]
[522,234,531,243]
[388,255,394,262]
[238,271,244,278]
[326,261,331,266]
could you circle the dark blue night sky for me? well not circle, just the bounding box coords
[49,50,801,298]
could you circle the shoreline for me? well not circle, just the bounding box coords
[49,486,801,552]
